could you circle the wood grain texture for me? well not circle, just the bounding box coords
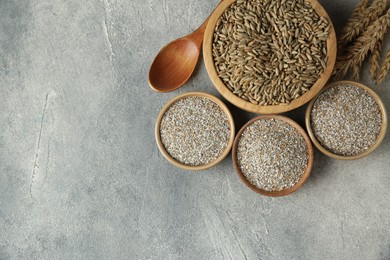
[232,115,313,197]
[155,92,235,171]
[305,80,388,160]
[203,0,337,114]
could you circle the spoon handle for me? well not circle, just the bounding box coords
[185,0,225,45]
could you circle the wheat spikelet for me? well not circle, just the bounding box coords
[339,0,369,45]
[333,9,390,79]
[376,48,390,84]
[351,63,361,81]
[369,39,383,80]
[339,0,386,46]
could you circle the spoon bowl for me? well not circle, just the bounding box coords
[148,1,224,92]
[148,38,200,92]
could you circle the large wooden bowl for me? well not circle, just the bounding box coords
[203,0,337,114]
[232,115,314,196]
[305,81,388,160]
[155,92,235,171]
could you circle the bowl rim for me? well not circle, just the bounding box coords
[232,115,314,196]
[305,80,388,160]
[155,91,236,171]
[203,0,337,114]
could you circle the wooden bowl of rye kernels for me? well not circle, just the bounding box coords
[232,115,313,196]
[155,92,235,171]
[305,81,387,160]
[203,0,336,114]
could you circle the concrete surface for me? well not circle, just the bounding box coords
[1,0,389,259]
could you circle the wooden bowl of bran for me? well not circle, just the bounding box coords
[155,92,235,171]
[305,80,388,160]
[232,115,313,196]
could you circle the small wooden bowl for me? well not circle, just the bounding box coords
[155,92,235,171]
[232,115,314,196]
[305,80,388,160]
[203,0,337,114]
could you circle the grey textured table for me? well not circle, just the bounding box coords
[1,0,389,259]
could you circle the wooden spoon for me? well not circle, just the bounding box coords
[148,1,224,92]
